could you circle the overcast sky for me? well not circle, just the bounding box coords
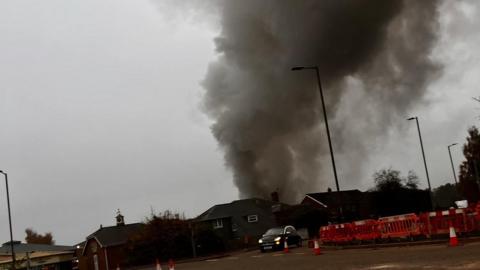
[0,0,479,245]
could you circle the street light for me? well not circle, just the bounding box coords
[407,117,433,210]
[0,170,16,269]
[448,143,459,185]
[292,66,340,192]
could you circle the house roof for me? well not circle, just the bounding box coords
[304,189,363,207]
[196,198,286,221]
[0,251,74,266]
[86,223,144,248]
[196,198,287,238]
[0,242,74,255]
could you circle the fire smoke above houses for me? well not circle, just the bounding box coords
[201,0,442,203]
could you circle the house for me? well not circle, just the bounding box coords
[78,210,144,270]
[0,241,75,270]
[301,189,432,222]
[273,204,328,238]
[302,189,370,222]
[195,198,285,247]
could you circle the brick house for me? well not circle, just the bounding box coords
[78,211,144,270]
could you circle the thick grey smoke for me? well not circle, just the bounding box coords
[202,0,441,203]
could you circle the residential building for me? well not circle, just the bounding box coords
[301,189,432,222]
[78,210,144,270]
[0,241,75,270]
[302,189,369,222]
[196,198,285,247]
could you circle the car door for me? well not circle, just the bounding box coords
[285,226,297,245]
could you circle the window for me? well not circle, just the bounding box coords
[285,226,295,234]
[247,215,258,223]
[213,219,223,229]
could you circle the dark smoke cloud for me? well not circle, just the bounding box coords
[202,0,441,203]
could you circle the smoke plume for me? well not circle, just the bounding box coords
[202,0,441,203]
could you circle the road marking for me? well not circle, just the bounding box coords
[206,259,219,262]
[226,256,239,260]
[273,253,285,257]
[251,255,264,258]
[369,264,400,269]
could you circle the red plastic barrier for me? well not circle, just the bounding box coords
[352,219,380,241]
[319,225,334,244]
[475,202,480,222]
[378,213,421,239]
[320,223,354,244]
[420,208,476,237]
[332,223,354,243]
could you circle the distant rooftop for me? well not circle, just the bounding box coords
[0,242,74,255]
[196,198,287,221]
[86,223,144,248]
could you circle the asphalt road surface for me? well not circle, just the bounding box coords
[166,242,480,270]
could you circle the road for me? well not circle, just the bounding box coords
[167,242,480,269]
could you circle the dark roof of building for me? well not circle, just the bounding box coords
[196,198,287,237]
[304,189,363,207]
[196,198,286,221]
[86,223,144,248]
[0,242,74,255]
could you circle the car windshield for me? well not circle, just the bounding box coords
[265,228,284,235]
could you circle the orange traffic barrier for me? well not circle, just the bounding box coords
[352,219,380,242]
[420,208,475,237]
[378,213,421,239]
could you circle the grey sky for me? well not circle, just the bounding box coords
[0,0,479,245]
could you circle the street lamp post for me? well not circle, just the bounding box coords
[448,143,458,185]
[407,117,433,210]
[0,170,16,269]
[292,66,340,192]
[407,117,431,191]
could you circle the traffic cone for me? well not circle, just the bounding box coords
[168,259,175,270]
[116,264,120,270]
[449,226,458,247]
[156,259,162,270]
[283,239,289,253]
[313,238,321,255]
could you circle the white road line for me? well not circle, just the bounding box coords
[273,254,285,257]
[206,259,219,262]
[226,257,239,260]
[251,255,264,258]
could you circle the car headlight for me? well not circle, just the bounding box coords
[258,239,263,244]
[274,236,281,242]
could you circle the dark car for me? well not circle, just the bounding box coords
[258,225,302,252]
